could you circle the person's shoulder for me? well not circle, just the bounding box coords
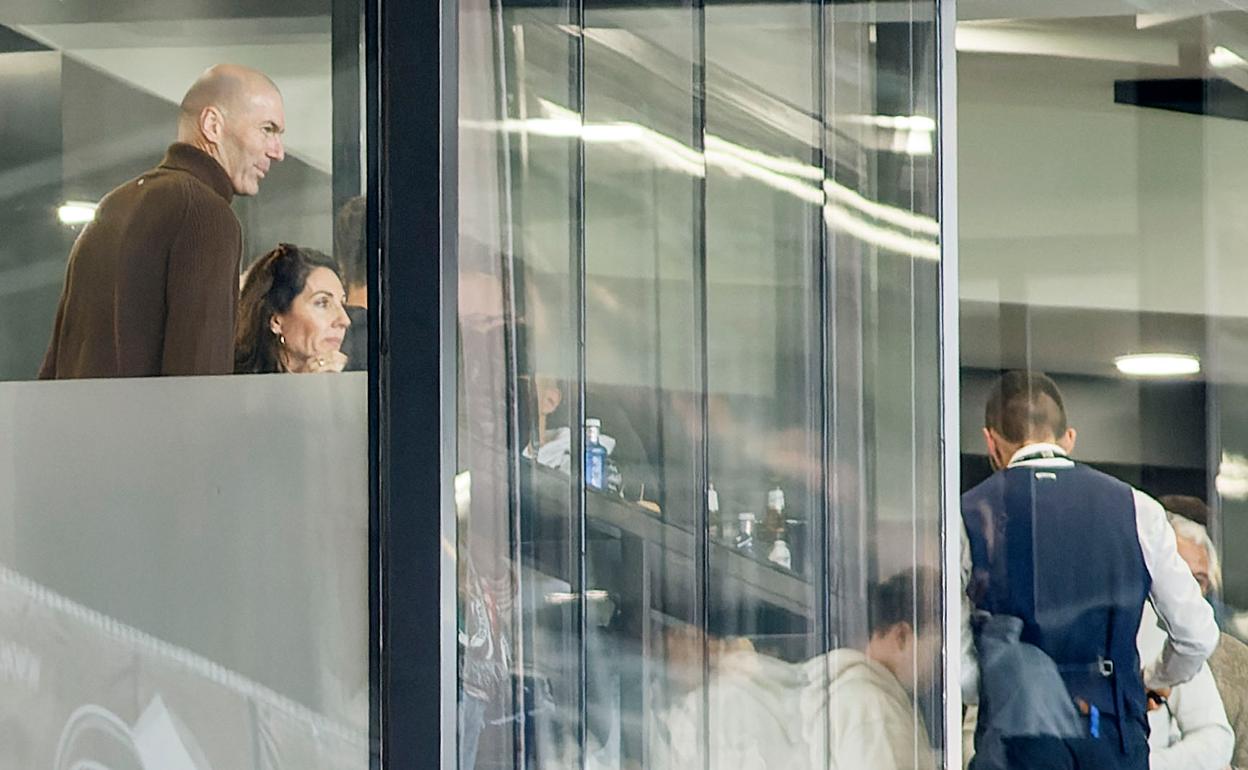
[96,166,181,213]
[1069,461,1128,485]
[130,163,193,196]
[176,178,240,240]
[152,164,236,218]
[1211,632,1248,675]
[1072,463,1144,510]
[827,666,926,752]
[819,649,909,704]
[961,471,1004,509]
[1209,634,1248,727]
[106,165,208,222]
[182,172,236,212]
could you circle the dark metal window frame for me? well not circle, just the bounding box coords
[367,0,459,767]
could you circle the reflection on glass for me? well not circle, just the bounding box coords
[457,0,942,768]
[0,4,369,767]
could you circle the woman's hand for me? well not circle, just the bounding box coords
[307,350,349,373]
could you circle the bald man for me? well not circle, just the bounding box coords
[39,64,286,379]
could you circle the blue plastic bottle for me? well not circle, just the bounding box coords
[585,418,607,490]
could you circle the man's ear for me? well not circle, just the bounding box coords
[872,622,915,656]
[538,383,562,416]
[891,621,914,649]
[984,427,1007,470]
[199,105,226,144]
[1059,427,1077,454]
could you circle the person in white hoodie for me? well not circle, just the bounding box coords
[654,568,938,770]
[1138,600,1233,770]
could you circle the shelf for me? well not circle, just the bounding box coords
[524,463,815,617]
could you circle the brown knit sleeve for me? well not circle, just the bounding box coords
[160,191,242,376]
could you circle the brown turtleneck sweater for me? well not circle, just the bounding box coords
[39,143,242,379]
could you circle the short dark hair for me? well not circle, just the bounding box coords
[235,243,342,373]
[1159,495,1211,528]
[984,370,1068,443]
[334,196,367,292]
[868,566,938,638]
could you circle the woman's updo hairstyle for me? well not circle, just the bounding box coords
[235,243,342,373]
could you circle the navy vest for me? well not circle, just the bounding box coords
[963,459,1150,723]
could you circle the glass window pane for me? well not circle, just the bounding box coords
[959,4,1244,769]
[0,3,369,766]
[457,1,943,768]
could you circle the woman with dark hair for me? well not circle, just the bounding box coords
[235,243,351,373]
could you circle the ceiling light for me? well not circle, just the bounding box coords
[903,128,934,156]
[545,589,610,604]
[1210,46,1248,69]
[454,471,471,514]
[1218,451,1248,501]
[844,114,936,132]
[1113,353,1200,377]
[57,201,97,225]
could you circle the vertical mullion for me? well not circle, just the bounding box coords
[374,0,459,766]
[691,2,711,770]
[569,1,589,766]
[937,0,963,768]
[906,11,921,763]
[365,0,381,760]
[491,2,529,760]
[814,1,835,767]
[815,0,832,657]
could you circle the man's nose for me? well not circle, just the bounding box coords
[270,137,285,162]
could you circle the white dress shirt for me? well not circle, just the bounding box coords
[962,443,1219,703]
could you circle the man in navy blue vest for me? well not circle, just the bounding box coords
[962,371,1218,769]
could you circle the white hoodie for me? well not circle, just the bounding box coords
[655,648,935,770]
[1138,603,1233,770]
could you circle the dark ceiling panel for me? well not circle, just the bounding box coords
[1115,77,1248,122]
[0,23,48,51]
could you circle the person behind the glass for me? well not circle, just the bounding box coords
[234,244,352,373]
[333,195,369,371]
[40,64,286,379]
[962,371,1217,770]
[656,568,939,769]
[1155,497,1248,770]
[519,373,659,506]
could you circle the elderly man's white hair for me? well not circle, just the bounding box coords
[1168,512,1222,594]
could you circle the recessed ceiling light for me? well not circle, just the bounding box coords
[57,201,97,226]
[1114,353,1200,377]
[1210,46,1248,69]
